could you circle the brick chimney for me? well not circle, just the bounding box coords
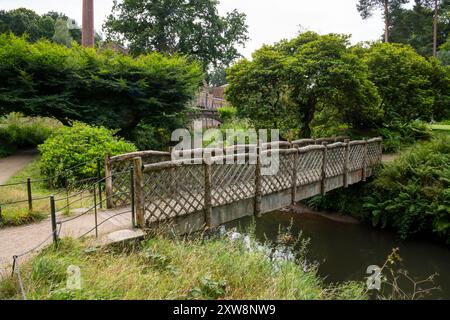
[82,0,94,47]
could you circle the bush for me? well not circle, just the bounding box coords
[217,106,237,123]
[377,120,432,153]
[128,122,172,151]
[0,113,61,157]
[39,123,136,187]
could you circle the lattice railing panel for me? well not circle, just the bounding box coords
[367,142,382,167]
[211,162,255,206]
[261,153,294,195]
[143,165,205,222]
[349,144,365,171]
[296,150,323,185]
[111,170,132,207]
[325,146,345,178]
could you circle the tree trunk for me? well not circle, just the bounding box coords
[433,0,439,57]
[384,0,390,43]
[299,98,316,138]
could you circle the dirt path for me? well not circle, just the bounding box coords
[0,150,38,184]
[0,207,133,278]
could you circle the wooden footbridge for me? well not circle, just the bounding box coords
[104,137,383,234]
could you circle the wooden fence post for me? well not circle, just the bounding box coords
[203,156,213,228]
[343,139,350,188]
[362,140,368,182]
[104,154,113,209]
[133,157,145,228]
[291,148,298,204]
[254,143,262,217]
[321,142,328,195]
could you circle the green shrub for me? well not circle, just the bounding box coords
[39,122,136,187]
[377,120,432,153]
[0,113,61,157]
[128,122,171,151]
[217,106,237,123]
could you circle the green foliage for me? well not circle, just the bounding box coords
[217,106,237,123]
[38,123,136,187]
[227,32,382,138]
[0,34,203,137]
[390,0,450,57]
[128,122,172,151]
[0,113,61,157]
[360,43,443,123]
[52,18,72,47]
[377,120,433,152]
[104,0,249,70]
[0,8,82,44]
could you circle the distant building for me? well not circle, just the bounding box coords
[193,85,228,111]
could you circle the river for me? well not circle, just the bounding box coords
[225,209,450,300]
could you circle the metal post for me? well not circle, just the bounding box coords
[50,196,58,247]
[105,154,113,209]
[97,158,103,209]
[93,185,98,238]
[26,177,32,211]
[130,167,136,228]
[0,205,3,225]
[321,142,328,195]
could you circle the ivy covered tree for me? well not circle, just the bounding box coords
[104,0,249,70]
[226,32,382,138]
[0,35,203,137]
[357,0,409,42]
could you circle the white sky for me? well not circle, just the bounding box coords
[0,0,386,58]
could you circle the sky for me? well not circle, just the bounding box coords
[0,0,387,58]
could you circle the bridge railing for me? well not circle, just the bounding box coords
[121,137,382,232]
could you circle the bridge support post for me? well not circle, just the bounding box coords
[321,142,328,195]
[203,156,213,228]
[291,149,298,204]
[362,140,368,182]
[254,145,262,217]
[343,139,350,188]
[105,154,113,209]
[133,157,145,228]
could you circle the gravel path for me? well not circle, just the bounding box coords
[0,149,37,184]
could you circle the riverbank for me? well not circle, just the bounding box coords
[0,234,367,300]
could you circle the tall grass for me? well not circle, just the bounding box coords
[0,234,366,300]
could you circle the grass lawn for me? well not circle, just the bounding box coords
[0,235,367,300]
[430,124,450,131]
[0,159,99,227]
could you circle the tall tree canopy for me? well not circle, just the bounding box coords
[104,0,249,70]
[226,32,383,138]
[0,8,85,44]
[359,42,450,123]
[0,34,203,136]
[390,0,450,56]
[357,0,409,42]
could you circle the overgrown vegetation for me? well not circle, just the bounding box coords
[0,113,61,158]
[308,135,450,244]
[39,123,136,188]
[0,234,366,300]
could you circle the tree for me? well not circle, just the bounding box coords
[104,0,249,70]
[389,0,450,56]
[52,18,73,47]
[360,43,436,123]
[0,34,203,137]
[357,0,408,43]
[226,32,383,138]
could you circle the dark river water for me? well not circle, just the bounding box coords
[225,210,450,300]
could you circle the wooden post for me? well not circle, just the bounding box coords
[26,177,32,211]
[321,142,328,195]
[254,144,262,217]
[203,156,212,228]
[362,140,368,182]
[50,195,58,247]
[291,148,298,204]
[343,139,350,188]
[104,154,113,209]
[133,157,145,228]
